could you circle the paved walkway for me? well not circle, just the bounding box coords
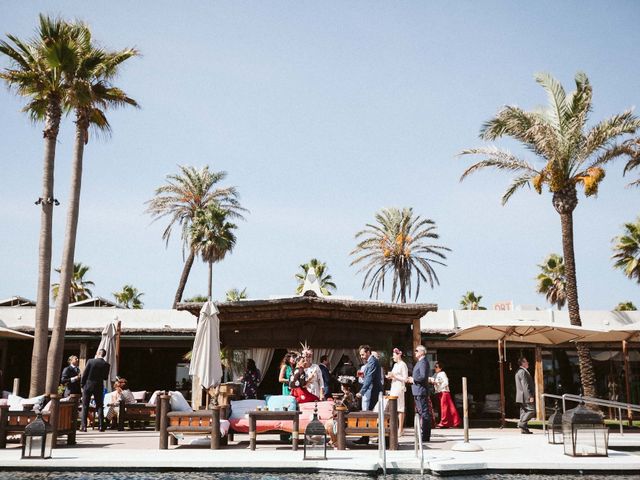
[1,427,638,474]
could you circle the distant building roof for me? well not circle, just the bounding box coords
[69,297,122,308]
[421,309,640,335]
[0,307,196,335]
[0,296,36,307]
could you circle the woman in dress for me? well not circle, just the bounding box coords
[385,347,408,436]
[278,352,296,395]
[288,355,319,404]
[105,377,136,427]
[429,361,461,428]
[239,358,261,399]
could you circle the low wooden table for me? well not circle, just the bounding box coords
[247,410,301,451]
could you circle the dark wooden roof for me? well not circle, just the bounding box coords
[178,296,437,349]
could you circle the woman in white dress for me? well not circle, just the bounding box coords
[385,347,408,436]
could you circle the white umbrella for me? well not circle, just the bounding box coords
[98,322,118,383]
[189,301,223,390]
[450,323,603,345]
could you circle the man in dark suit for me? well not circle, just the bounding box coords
[80,349,110,432]
[60,355,81,396]
[409,344,431,442]
[319,355,331,399]
[354,344,382,444]
[515,357,535,434]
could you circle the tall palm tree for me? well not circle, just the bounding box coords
[295,258,337,296]
[1,15,84,396]
[536,254,567,310]
[615,301,637,311]
[460,72,640,397]
[621,139,640,187]
[46,27,139,394]
[113,284,144,309]
[226,288,248,302]
[350,207,450,303]
[612,217,640,284]
[459,291,487,310]
[52,262,94,303]
[146,166,246,308]
[190,205,237,299]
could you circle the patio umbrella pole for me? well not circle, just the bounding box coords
[623,340,632,426]
[498,338,506,428]
[115,320,121,377]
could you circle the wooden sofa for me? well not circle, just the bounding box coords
[335,395,398,450]
[158,394,229,449]
[117,397,161,431]
[0,394,80,448]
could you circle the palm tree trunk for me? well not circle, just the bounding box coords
[208,261,213,300]
[173,249,195,308]
[559,210,596,398]
[45,116,87,394]
[29,101,61,397]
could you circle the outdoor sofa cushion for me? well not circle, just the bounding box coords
[298,400,334,431]
[169,391,191,412]
[131,390,147,402]
[229,399,266,420]
[8,394,45,411]
[265,395,297,411]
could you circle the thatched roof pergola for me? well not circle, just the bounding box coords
[178,296,436,350]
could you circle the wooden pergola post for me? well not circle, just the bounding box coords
[534,346,544,421]
[623,340,633,426]
[498,339,505,427]
[413,318,421,353]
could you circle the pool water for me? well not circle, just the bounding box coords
[0,474,639,480]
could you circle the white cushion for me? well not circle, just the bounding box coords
[8,394,24,411]
[132,390,147,402]
[229,399,266,420]
[169,391,191,412]
[185,419,231,445]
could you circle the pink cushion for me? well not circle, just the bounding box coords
[229,418,284,433]
[299,400,334,421]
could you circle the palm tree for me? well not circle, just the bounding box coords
[295,259,337,296]
[226,288,248,302]
[1,15,85,396]
[46,27,139,394]
[621,139,640,187]
[113,284,144,309]
[612,217,640,284]
[190,205,237,300]
[146,166,246,308]
[460,72,640,397]
[536,254,567,310]
[459,291,487,310]
[52,262,94,303]
[615,301,637,311]
[350,207,450,303]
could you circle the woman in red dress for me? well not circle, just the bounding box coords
[429,361,461,428]
[288,355,320,404]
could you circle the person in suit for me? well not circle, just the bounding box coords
[354,344,382,444]
[319,355,331,399]
[408,344,431,442]
[60,355,81,396]
[80,349,111,432]
[515,357,535,434]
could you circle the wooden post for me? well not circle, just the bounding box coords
[211,406,221,449]
[79,343,88,371]
[159,394,170,449]
[462,377,469,443]
[498,339,506,427]
[534,346,544,421]
[154,391,164,432]
[623,340,633,426]
[388,396,398,450]
[412,318,421,354]
[115,320,121,377]
[249,414,257,451]
[48,394,60,448]
[336,405,347,450]
[118,398,125,431]
[0,405,8,449]
[12,378,19,396]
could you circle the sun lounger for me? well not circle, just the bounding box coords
[335,396,398,450]
[158,393,230,449]
[0,394,80,448]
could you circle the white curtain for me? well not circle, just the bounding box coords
[312,348,360,372]
[246,348,274,386]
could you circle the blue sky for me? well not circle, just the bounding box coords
[1,1,639,309]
